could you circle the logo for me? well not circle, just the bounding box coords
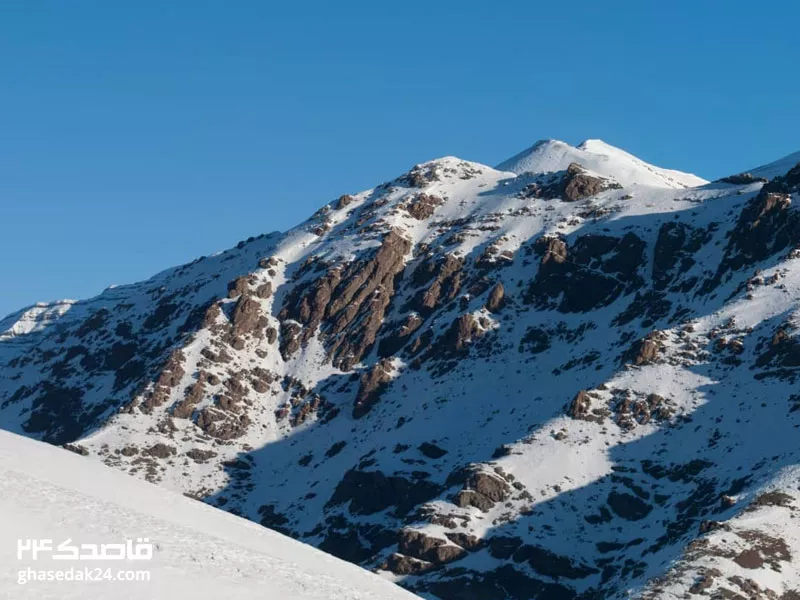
[17,538,154,561]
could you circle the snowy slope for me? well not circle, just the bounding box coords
[748,148,800,180]
[2,139,800,599]
[495,139,707,188]
[0,429,421,600]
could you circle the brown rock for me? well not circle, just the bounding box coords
[353,359,393,418]
[405,193,443,220]
[485,282,505,312]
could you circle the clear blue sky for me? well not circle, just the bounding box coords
[1,1,798,318]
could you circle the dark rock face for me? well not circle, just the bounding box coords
[453,470,511,512]
[625,333,663,366]
[384,553,431,575]
[560,162,618,202]
[377,314,423,357]
[408,254,464,316]
[607,491,653,521]
[526,233,646,312]
[437,314,484,354]
[335,194,354,209]
[707,186,800,291]
[652,222,710,291]
[756,326,800,369]
[405,193,444,220]
[716,172,768,185]
[485,282,505,312]
[524,163,619,202]
[326,469,442,516]
[353,359,394,418]
[279,229,412,370]
[419,442,448,459]
[145,443,176,458]
[23,384,91,445]
[568,390,593,420]
[397,529,466,565]
[231,294,268,337]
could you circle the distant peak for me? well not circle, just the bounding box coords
[576,139,618,153]
[495,138,707,189]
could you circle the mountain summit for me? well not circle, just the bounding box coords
[496,138,708,188]
[2,140,800,599]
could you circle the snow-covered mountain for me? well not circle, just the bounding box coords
[0,430,421,599]
[2,138,800,599]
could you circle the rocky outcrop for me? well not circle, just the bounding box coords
[716,172,768,185]
[436,314,485,354]
[326,469,442,516]
[231,294,269,337]
[624,332,664,366]
[397,529,466,565]
[485,282,505,312]
[526,162,620,202]
[280,229,411,369]
[707,185,800,291]
[353,359,394,418]
[404,193,444,220]
[652,222,710,291]
[567,390,593,420]
[408,254,464,315]
[453,469,511,512]
[526,232,646,312]
[377,314,423,357]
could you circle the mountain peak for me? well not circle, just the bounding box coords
[496,138,707,189]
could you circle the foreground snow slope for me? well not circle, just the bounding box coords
[0,430,420,600]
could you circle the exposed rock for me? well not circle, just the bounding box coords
[526,232,646,312]
[708,188,799,288]
[567,390,592,420]
[437,314,484,354]
[561,162,618,201]
[377,314,423,357]
[231,294,267,337]
[144,443,176,459]
[280,229,412,369]
[384,553,432,575]
[404,193,444,220]
[353,359,394,418]
[625,333,663,366]
[607,491,653,521]
[717,172,768,185]
[186,448,217,463]
[485,282,505,312]
[227,276,250,298]
[335,194,354,209]
[326,469,442,516]
[531,162,620,202]
[409,254,464,316]
[453,470,511,512]
[445,532,483,551]
[255,282,273,299]
[652,221,710,291]
[418,442,447,459]
[398,529,466,564]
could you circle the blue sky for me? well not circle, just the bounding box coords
[1,1,798,318]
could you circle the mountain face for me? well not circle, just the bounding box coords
[3,138,800,599]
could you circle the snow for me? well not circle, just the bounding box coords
[748,149,800,180]
[0,430,421,600]
[2,138,800,599]
[495,138,708,189]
